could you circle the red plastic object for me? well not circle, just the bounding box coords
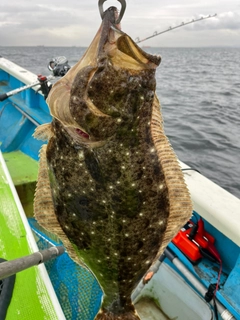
[38,75,47,81]
[172,229,202,262]
[172,220,216,263]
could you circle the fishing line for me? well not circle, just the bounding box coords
[181,168,201,174]
[0,103,8,119]
[0,102,12,124]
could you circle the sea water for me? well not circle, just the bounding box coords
[1,46,240,199]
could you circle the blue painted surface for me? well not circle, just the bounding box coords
[0,69,9,82]
[203,218,240,272]
[0,68,51,160]
[222,253,240,318]
[168,211,240,319]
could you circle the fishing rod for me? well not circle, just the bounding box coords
[0,56,71,102]
[0,246,65,280]
[0,74,53,126]
[0,56,71,125]
[0,75,55,102]
[135,13,217,44]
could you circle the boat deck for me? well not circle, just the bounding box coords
[3,151,39,216]
[0,151,65,319]
[1,56,240,319]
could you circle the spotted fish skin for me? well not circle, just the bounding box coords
[34,6,192,320]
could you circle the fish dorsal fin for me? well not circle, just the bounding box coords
[151,95,193,258]
[33,123,53,141]
[34,144,84,266]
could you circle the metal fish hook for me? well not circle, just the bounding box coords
[98,0,126,24]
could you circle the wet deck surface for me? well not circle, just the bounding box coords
[135,297,170,320]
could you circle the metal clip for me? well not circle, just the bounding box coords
[98,0,126,24]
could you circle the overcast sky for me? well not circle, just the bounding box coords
[0,0,240,47]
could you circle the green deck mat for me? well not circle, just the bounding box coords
[3,151,39,217]
[0,153,61,320]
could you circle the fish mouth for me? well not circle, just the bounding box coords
[65,126,90,143]
[75,128,90,139]
[64,125,106,148]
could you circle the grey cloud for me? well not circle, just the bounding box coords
[212,12,240,30]
[0,0,240,47]
[188,12,240,31]
[0,2,99,31]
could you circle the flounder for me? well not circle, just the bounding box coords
[34,6,192,320]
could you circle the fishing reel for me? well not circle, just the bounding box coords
[37,56,71,100]
[48,56,71,77]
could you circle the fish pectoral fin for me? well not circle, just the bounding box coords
[34,144,85,267]
[33,123,53,141]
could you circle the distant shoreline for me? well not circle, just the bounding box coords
[1,45,240,49]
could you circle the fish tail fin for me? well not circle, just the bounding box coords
[95,309,140,320]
